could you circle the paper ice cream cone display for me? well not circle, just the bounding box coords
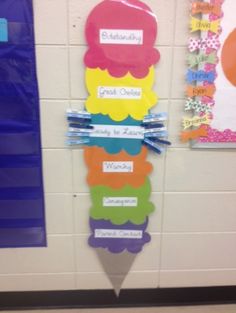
[66,0,170,295]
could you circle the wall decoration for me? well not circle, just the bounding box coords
[182,0,236,148]
[84,0,160,78]
[67,0,170,295]
[0,0,46,247]
[90,178,154,225]
[84,146,153,188]
[85,67,157,121]
[89,218,151,254]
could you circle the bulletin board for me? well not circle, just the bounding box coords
[184,0,236,148]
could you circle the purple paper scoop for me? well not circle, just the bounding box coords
[89,218,151,254]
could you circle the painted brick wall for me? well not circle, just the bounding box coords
[0,0,236,291]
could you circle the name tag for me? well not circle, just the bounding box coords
[103,197,138,207]
[103,161,134,173]
[97,86,142,99]
[100,29,143,45]
[95,229,143,239]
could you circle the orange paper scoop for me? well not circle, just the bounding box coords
[222,28,236,87]
[84,146,153,189]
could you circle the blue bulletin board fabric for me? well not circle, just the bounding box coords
[0,0,46,247]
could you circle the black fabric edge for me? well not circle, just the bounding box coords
[0,286,236,310]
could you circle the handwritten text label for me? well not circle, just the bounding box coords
[95,229,143,239]
[100,29,143,45]
[97,86,142,99]
[91,125,144,139]
[103,161,134,173]
[103,197,138,207]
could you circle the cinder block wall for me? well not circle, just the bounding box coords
[0,0,236,291]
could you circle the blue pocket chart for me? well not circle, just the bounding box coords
[0,0,46,248]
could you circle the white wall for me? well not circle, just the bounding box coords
[0,0,236,292]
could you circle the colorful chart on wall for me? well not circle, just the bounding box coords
[0,0,46,247]
[66,0,170,295]
[183,0,236,148]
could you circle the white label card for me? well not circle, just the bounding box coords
[100,29,143,45]
[95,229,143,239]
[103,161,134,173]
[97,86,142,99]
[91,125,144,139]
[103,197,138,207]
